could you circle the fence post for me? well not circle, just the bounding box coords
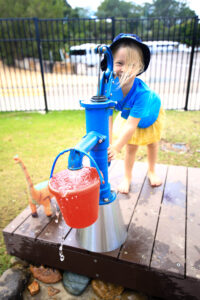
[184,16,198,111]
[34,17,48,113]
[111,17,115,41]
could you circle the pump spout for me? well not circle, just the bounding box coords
[68,131,106,170]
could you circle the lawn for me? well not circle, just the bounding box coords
[0,109,200,275]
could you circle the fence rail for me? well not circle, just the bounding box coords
[0,17,199,112]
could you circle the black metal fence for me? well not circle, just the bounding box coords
[0,17,199,112]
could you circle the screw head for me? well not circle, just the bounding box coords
[104,198,109,202]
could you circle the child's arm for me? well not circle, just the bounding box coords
[108,116,140,160]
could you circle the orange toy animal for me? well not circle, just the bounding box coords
[14,155,53,217]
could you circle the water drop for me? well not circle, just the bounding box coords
[60,255,65,262]
[59,235,65,262]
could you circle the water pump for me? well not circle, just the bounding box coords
[49,45,127,252]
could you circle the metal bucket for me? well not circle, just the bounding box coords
[77,196,127,252]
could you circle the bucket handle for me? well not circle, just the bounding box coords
[50,148,105,184]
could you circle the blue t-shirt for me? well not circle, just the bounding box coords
[114,78,161,128]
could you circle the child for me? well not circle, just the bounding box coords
[104,33,165,194]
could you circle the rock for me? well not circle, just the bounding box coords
[30,265,62,283]
[23,280,98,299]
[47,286,60,296]
[0,267,30,300]
[27,280,40,296]
[63,271,90,296]
[121,290,149,300]
[10,256,29,268]
[92,279,124,299]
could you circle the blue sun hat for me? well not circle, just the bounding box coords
[101,33,151,75]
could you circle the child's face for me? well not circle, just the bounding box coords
[113,47,135,83]
[113,47,127,78]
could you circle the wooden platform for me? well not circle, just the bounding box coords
[3,161,200,299]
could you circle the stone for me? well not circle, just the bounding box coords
[121,290,149,300]
[47,286,60,296]
[30,265,62,283]
[28,280,40,296]
[10,256,29,268]
[0,267,30,300]
[92,279,124,299]
[63,271,90,296]
[23,280,98,299]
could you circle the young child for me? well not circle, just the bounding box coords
[104,33,165,194]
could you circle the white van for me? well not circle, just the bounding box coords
[69,43,99,67]
[145,41,179,53]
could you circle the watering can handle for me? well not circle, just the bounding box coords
[49,148,105,184]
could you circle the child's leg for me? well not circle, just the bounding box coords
[147,142,162,187]
[118,144,138,194]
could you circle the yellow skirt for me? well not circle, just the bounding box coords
[113,107,165,146]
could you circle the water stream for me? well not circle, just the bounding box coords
[52,200,65,261]
[59,236,65,262]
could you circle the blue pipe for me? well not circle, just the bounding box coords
[50,148,104,185]
[68,131,106,170]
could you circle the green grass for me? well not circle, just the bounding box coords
[0,109,200,275]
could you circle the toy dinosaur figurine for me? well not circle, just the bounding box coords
[14,155,53,217]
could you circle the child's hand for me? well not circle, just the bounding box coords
[108,145,118,161]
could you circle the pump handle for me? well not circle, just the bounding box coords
[95,45,113,80]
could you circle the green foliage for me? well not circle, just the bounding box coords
[0,0,68,18]
[0,0,72,65]
[150,0,196,18]
[96,0,142,18]
[96,0,196,19]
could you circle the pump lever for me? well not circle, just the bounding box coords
[97,51,102,96]
[95,45,113,82]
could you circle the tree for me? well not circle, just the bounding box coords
[146,0,196,18]
[0,0,72,18]
[73,7,94,18]
[96,0,196,19]
[0,0,81,66]
[96,0,142,18]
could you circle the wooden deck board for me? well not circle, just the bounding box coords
[151,165,187,278]
[120,164,168,267]
[3,161,200,299]
[187,167,200,280]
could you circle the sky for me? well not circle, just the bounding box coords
[67,0,200,17]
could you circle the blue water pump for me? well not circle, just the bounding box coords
[69,45,123,205]
[50,45,126,252]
